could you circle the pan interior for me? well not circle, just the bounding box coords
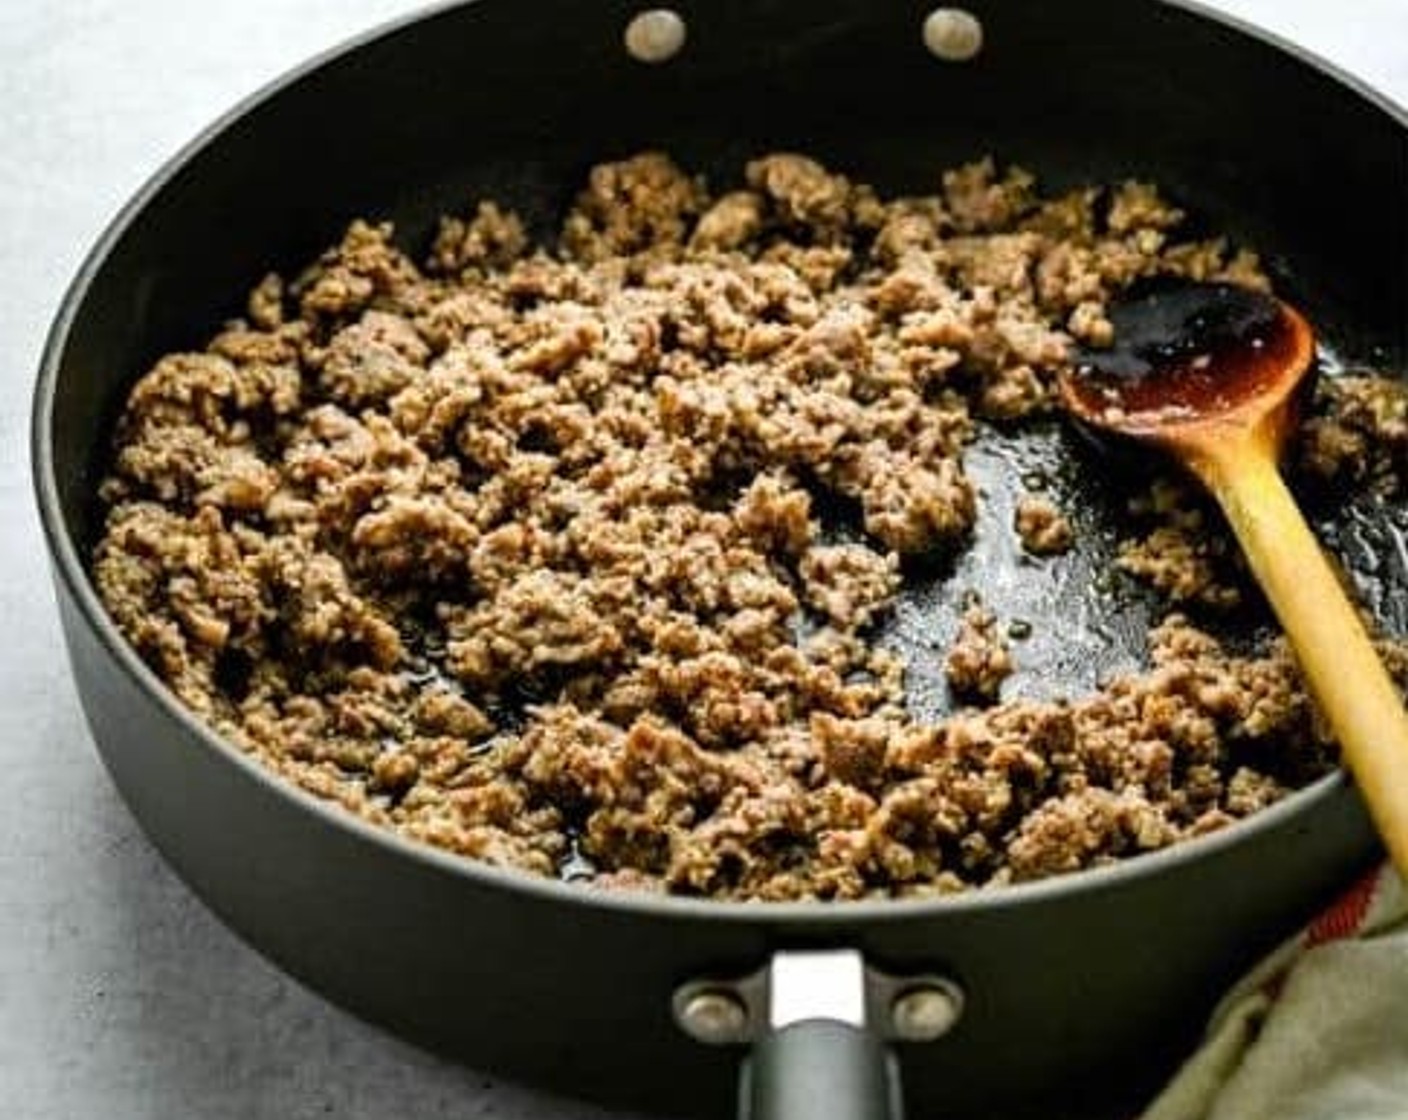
[41,0,1408,858]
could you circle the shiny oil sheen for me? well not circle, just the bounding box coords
[1069,281,1299,425]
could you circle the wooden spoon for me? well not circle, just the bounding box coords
[1059,279,1408,877]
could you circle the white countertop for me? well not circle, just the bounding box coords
[2,2,1405,1117]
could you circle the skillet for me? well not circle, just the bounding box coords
[31,1,1408,1116]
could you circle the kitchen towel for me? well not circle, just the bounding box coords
[1143,864,1408,1120]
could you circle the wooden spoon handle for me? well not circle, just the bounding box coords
[1190,436,1408,877]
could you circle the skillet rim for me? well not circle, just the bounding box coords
[31,0,1407,927]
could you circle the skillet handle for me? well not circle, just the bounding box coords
[739,1019,903,1120]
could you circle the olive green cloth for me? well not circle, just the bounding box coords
[1143,865,1408,1120]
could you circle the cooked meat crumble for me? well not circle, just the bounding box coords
[93,151,1408,900]
[945,599,1014,703]
[1297,375,1408,493]
[1116,479,1243,609]
[1014,494,1074,556]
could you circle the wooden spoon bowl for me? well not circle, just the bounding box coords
[1060,280,1408,878]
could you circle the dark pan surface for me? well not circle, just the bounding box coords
[880,382,1408,721]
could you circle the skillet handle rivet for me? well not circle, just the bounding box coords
[889,983,963,1042]
[624,9,687,64]
[677,988,750,1044]
[923,8,984,62]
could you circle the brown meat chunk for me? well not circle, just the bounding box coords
[561,152,706,260]
[860,457,977,556]
[746,153,855,238]
[318,311,431,407]
[945,602,1015,703]
[691,191,766,251]
[429,201,528,274]
[1014,494,1074,556]
[799,544,900,629]
[1296,375,1408,493]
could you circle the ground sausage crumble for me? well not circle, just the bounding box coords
[94,152,1408,900]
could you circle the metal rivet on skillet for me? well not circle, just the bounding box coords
[923,7,984,62]
[675,988,751,1044]
[624,8,687,64]
[889,981,964,1042]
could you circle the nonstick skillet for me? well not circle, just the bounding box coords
[31,2,1408,1117]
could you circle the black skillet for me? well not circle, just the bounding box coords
[31,2,1408,1118]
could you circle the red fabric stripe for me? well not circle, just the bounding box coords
[1305,868,1379,947]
